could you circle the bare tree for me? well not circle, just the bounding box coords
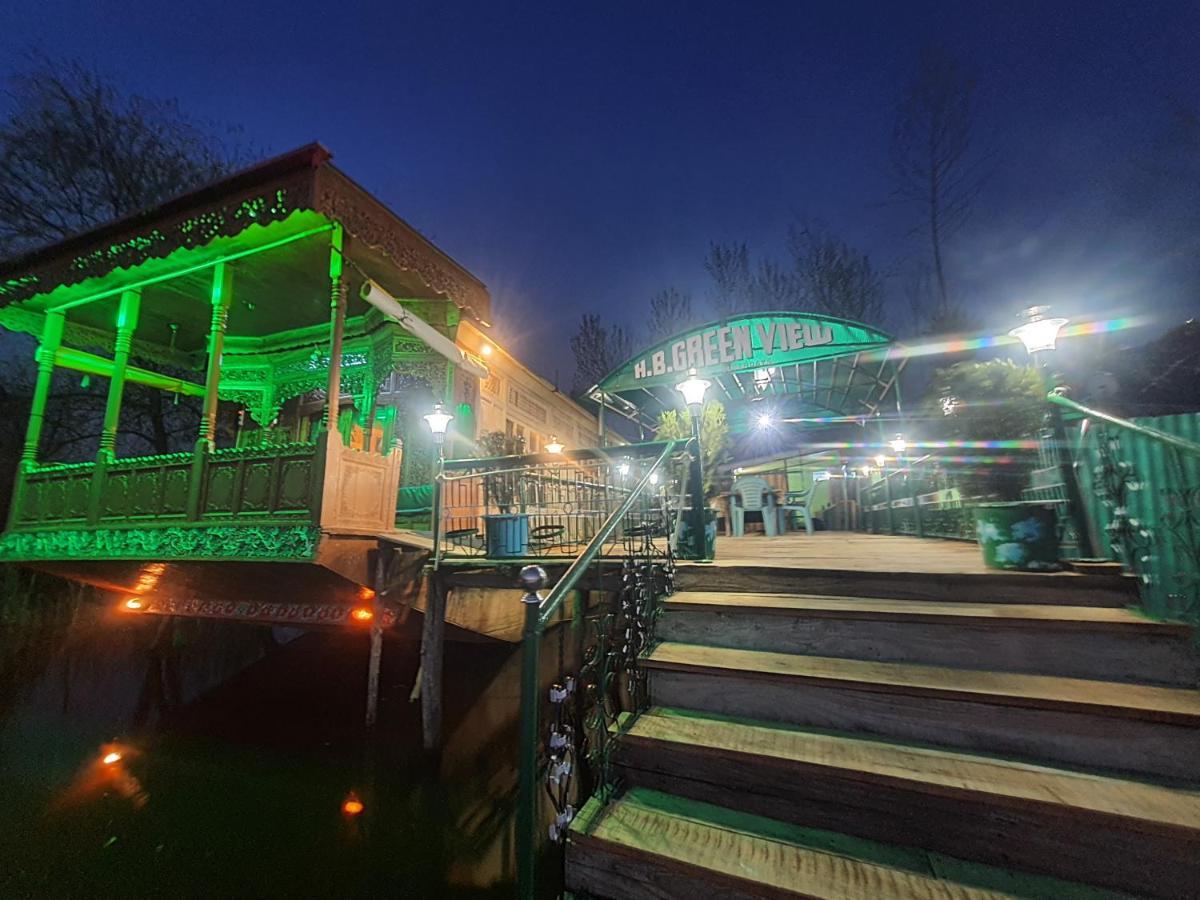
[705,241,805,316]
[704,242,752,317]
[648,287,695,342]
[569,314,632,394]
[891,45,985,323]
[0,56,245,255]
[788,226,886,325]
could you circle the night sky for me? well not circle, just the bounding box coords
[3,1,1199,380]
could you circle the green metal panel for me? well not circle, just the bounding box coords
[1073,412,1200,623]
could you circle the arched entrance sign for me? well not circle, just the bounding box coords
[589,311,905,431]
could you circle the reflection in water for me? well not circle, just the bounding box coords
[0,570,561,898]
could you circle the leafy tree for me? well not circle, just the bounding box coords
[927,359,1044,500]
[655,400,729,498]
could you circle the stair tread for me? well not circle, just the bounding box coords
[571,787,1022,899]
[665,592,1187,632]
[646,642,1200,722]
[626,708,1200,832]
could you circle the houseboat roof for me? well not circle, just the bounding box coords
[0,143,491,324]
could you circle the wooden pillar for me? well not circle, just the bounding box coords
[365,542,387,727]
[187,265,234,518]
[420,569,446,752]
[20,310,66,467]
[198,263,233,450]
[9,310,66,528]
[325,223,347,438]
[96,290,142,461]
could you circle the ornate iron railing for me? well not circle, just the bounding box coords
[861,455,977,541]
[1049,394,1200,625]
[432,442,690,564]
[507,440,686,899]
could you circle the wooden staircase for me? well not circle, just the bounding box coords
[566,565,1200,899]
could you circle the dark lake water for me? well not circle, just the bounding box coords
[0,571,533,898]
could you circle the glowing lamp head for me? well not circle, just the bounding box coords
[123,598,143,611]
[422,404,453,443]
[874,454,887,467]
[756,413,773,430]
[544,436,564,454]
[617,462,630,477]
[861,465,872,477]
[480,343,493,356]
[675,368,711,410]
[342,794,364,816]
[889,435,907,454]
[102,751,122,765]
[1009,306,1068,354]
[648,471,660,485]
[350,607,374,623]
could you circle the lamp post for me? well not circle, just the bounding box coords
[1008,306,1096,558]
[675,368,711,561]
[423,403,453,460]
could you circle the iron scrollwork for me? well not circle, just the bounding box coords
[1092,425,1154,585]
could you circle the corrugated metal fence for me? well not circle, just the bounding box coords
[1070,412,1200,624]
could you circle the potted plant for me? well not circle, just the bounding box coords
[931,360,1059,571]
[477,431,530,558]
[655,401,729,560]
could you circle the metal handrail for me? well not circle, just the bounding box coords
[515,438,683,899]
[1048,392,1200,458]
[535,440,681,628]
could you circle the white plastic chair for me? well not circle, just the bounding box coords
[778,480,818,535]
[730,476,779,537]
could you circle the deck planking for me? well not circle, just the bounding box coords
[646,643,1200,722]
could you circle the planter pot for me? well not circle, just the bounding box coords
[678,507,718,562]
[972,502,1059,571]
[483,513,530,558]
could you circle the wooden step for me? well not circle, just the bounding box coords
[645,642,1200,780]
[566,787,1106,899]
[616,708,1200,898]
[661,593,1198,686]
[674,564,1138,607]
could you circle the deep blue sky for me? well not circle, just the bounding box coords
[3,1,1199,380]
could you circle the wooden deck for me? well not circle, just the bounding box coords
[710,533,1034,575]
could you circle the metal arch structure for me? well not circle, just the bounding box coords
[588,311,906,432]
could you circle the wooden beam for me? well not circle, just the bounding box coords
[52,346,205,397]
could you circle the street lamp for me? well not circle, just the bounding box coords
[889,434,907,454]
[544,436,564,455]
[756,413,773,430]
[423,403,453,458]
[1009,306,1068,358]
[874,454,886,468]
[674,368,711,561]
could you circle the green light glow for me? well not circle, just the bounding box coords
[49,222,335,313]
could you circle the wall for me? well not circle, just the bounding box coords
[455,321,620,451]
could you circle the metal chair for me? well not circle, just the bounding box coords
[730,476,779,537]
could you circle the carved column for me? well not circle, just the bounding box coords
[198,262,234,450]
[188,264,233,519]
[97,289,142,461]
[9,310,67,528]
[325,223,347,440]
[20,309,66,467]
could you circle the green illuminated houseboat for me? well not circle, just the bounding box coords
[0,144,507,624]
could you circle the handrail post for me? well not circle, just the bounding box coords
[1047,396,1098,558]
[516,565,547,900]
[909,464,924,538]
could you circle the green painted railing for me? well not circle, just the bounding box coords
[1049,393,1200,624]
[510,439,685,899]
